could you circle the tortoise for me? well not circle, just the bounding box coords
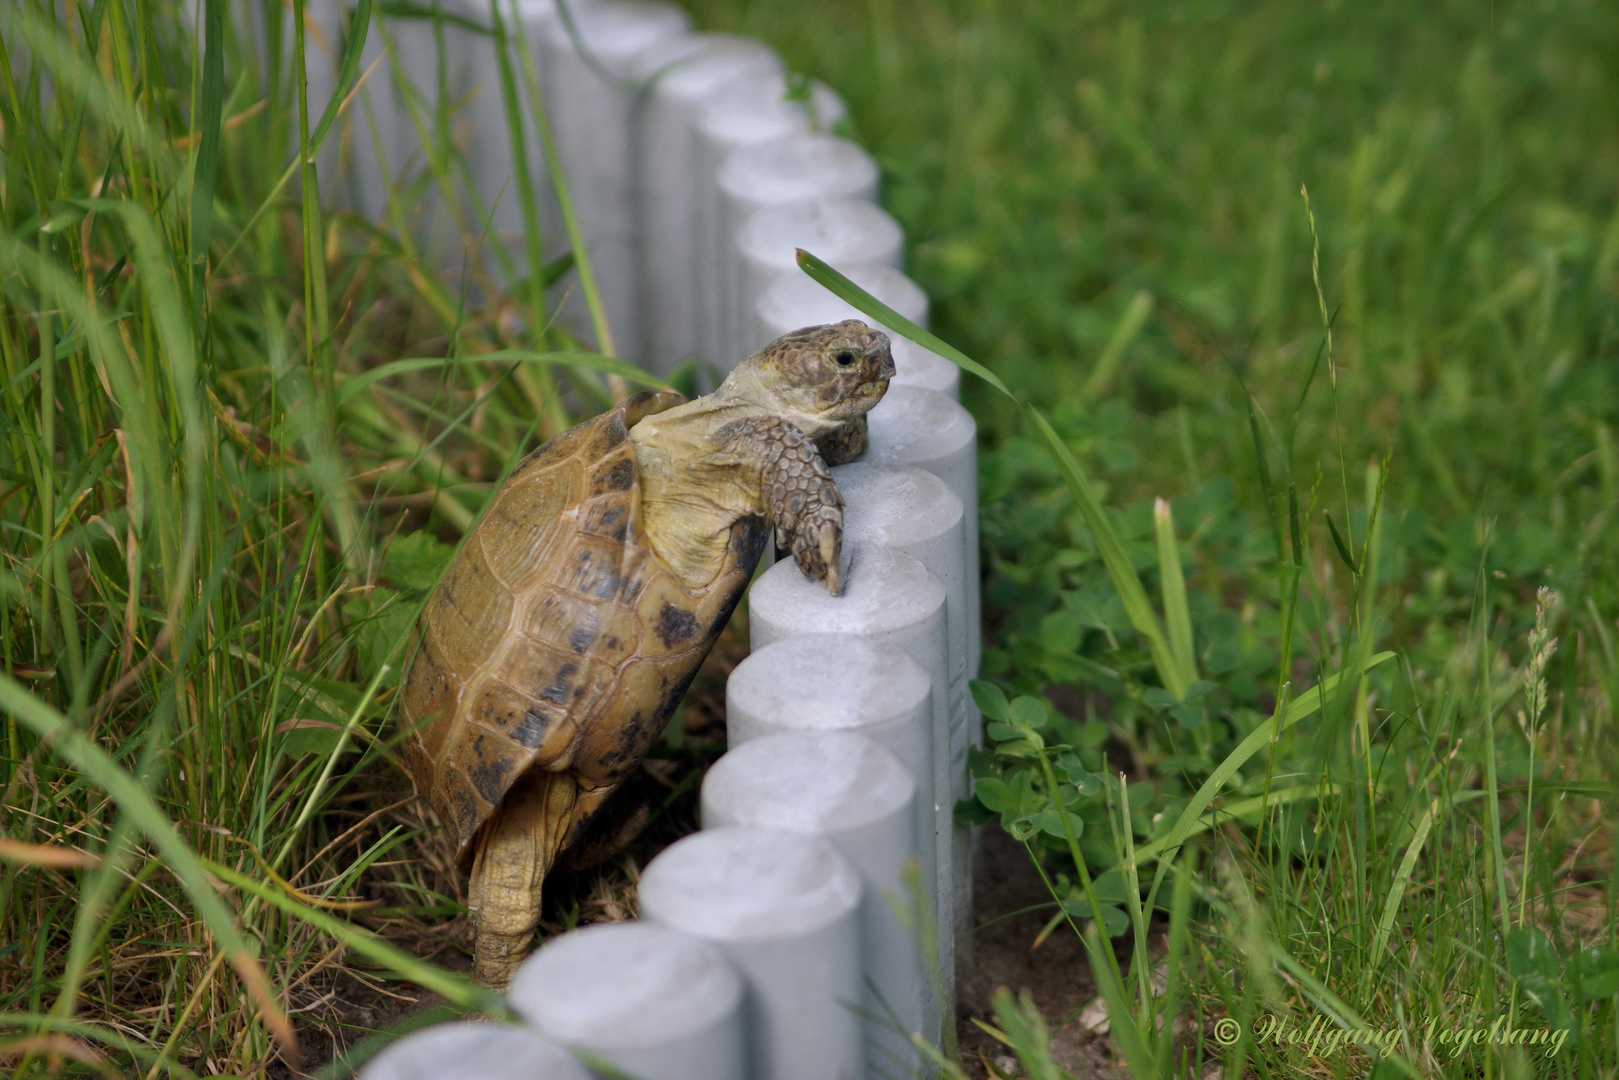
[396,320,895,988]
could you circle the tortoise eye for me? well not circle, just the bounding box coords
[833,349,857,366]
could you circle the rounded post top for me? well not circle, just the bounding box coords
[758,261,927,328]
[627,31,779,89]
[865,383,976,467]
[716,133,878,207]
[832,461,963,550]
[540,0,690,68]
[702,731,915,834]
[639,826,861,941]
[750,546,946,638]
[360,1022,588,1080]
[695,72,846,148]
[737,197,903,274]
[727,634,931,733]
[509,922,742,1047]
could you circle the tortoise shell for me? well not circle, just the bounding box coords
[397,391,767,864]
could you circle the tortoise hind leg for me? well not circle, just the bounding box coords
[467,769,577,990]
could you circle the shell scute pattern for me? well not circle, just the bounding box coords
[476,466,577,592]
[401,393,762,862]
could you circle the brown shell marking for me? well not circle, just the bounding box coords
[398,392,766,863]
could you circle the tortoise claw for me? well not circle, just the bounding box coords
[818,527,841,596]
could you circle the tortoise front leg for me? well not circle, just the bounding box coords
[813,414,867,464]
[715,416,845,595]
[466,769,577,990]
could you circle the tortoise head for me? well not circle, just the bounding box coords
[726,320,895,434]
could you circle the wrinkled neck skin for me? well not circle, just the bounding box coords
[629,368,838,591]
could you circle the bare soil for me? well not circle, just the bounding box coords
[955,826,1119,1079]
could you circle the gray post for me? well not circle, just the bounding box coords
[508,922,746,1080]
[713,134,879,370]
[746,547,956,1013]
[733,197,902,355]
[701,731,927,1071]
[832,462,974,988]
[755,265,961,400]
[865,385,981,692]
[631,34,781,373]
[691,72,844,375]
[726,635,935,935]
[359,1021,590,1080]
[639,826,865,1080]
[540,1,690,354]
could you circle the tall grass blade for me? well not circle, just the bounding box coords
[1153,497,1198,689]
[1370,795,1439,963]
[187,0,225,338]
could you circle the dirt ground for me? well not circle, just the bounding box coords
[955,826,1121,1079]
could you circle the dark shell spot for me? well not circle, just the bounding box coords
[468,741,514,806]
[654,603,699,648]
[585,504,627,542]
[569,626,597,653]
[512,705,548,749]
[593,458,635,493]
[538,662,579,705]
[590,425,625,461]
[605,636,619,649]
[572,547,622,599]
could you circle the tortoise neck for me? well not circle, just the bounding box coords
[626,394,776,591]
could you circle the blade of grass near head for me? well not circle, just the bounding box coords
[797,249,1191,698]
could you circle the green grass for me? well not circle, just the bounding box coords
[700,1,1619,1077]
[0,0,632,1072]
[3,0,1618,1077]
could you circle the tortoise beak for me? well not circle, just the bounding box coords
[862,329,895,384]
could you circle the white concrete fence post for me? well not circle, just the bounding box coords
[632,34,782,374]
[756,263,963,400]
[831,461,973,983]
[539,0,690,352]
[724,637,937,981]
[701,730,926,1073]
[508,921,747,1079]
[691,72,845,374]
[358,1021,591,1080]
[866,385,982,694]
[713,134,879,371]
[746,547,957,1018]
[733,196,904,357]
[639,827,866,1080]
